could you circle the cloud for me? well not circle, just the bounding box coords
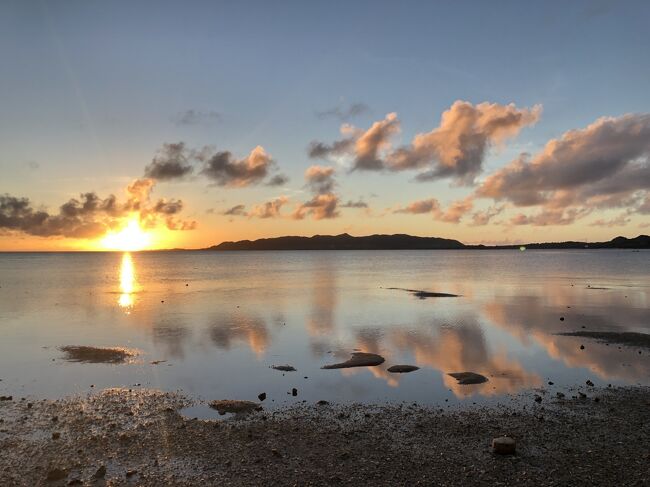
[144,142,194,181]
[222,204,246,216]
[395,198,439,215]
[304,165,336,194]
[316,102,369,121]
[394,196,473,223]
[470,205,504,226]
[293,193,339,220]
[248,196,289,219]
[0,179,195,240]
[266,174,289,187]
[172,109,221,126]
[340,199,368,208]
[201,145,275,187]
[389,101,541,184]
[509,208,593,226]
[589,213,631,227]
[477,113,650,208]
[293,166,340,220]
[309,101,539,184]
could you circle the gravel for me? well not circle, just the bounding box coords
[1,387,649,486]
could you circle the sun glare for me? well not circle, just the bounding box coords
[102,218,152,251]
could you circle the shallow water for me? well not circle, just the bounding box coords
[0,250,649,408]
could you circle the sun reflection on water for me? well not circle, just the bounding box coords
[118,252,136,311]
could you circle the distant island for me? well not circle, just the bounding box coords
[205,233,650,251]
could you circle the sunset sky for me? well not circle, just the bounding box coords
[2,0,650,250]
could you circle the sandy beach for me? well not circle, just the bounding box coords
[1,386,649,486]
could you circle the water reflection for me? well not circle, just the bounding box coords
[118,252,136,311]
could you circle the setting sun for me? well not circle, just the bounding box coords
[101,218,152,251]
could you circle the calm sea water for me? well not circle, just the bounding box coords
[0,250,649,408]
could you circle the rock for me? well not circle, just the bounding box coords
[258,392,266,401]
[271,448,281,457]
[556,392,566,399]
[580,345,585,350]
[316,400,330,406]
[271,365,296,372]
[322,352,385,369]
[67,479,82,485]
[560,317,565,321]
[93,465,107,479]
[52,432,60,440]
[0,395,12,401]
[534,395,542,403]
[548,381,554,385]
[492,436,516,455]
[126,470,138,478]
[448,372,488,385]
[46,468,68,481]
[59,345,135,364]
[387,365,420,373]
[292,388,298,396]
[586,380,594,387]
[208,400,260,415]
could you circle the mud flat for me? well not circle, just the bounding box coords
[557,331,650,350]
[1,387,649,486]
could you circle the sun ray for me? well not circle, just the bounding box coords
[101,217,152,251]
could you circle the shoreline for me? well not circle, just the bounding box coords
[1,386,649,486]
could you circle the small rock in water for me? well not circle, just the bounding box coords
[258,392,266,401]
[387,365,420,373]
[580,345,585,350]
[492,436,516,455]
[586,380,594,387]
[292,388,298,396]
[547,381,554,385]
[271,365,296,372]
[317,400,329,406]
[534,395,542,403]
[0,396,12,401]
[560,317,565,321]
[322,352,385,369]
[448,372,488,385]
[556,392,565,399]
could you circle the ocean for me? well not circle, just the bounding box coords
[1,249,648,408]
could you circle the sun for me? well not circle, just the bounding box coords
[101,218,152,251]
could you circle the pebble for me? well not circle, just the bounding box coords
[492,436,516,455]
[258,393,267,401]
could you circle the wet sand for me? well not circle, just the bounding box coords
[1,387,649,486]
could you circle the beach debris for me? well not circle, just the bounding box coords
[448,372,488,385]
[271,365,296,372]
[59,346,136,364]
[258,393,266,401]
[386,287,459,299]
[387,365,420,373]
[322,352,385,369]
[492,436,516,455]
[208,400,260,415]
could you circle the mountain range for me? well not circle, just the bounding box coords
[206,233,650,251]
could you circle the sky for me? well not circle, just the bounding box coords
[1,0,650,250]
